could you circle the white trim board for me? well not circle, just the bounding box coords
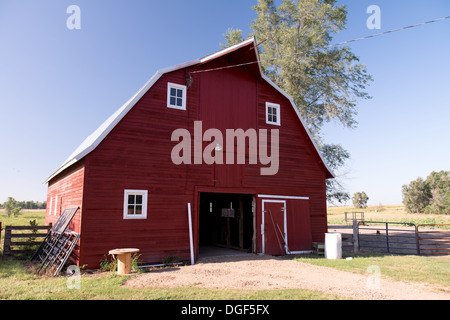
[261,199,287,255]
[258,194,309,200]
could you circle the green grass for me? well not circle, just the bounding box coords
[0,206,448,299]
[1,254,448,300]
[0,260,343,300]
[0,209,46,226]
[292,254,450,289]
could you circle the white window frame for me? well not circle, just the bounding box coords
[265,102,281,126]
[54,195,58,216]
[123,189,148,220]
[48,197,53,216]
[167,82,187,110]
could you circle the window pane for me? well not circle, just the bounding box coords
[136,195,142,204]
[170,97,176,105]
[273,115,277,122]
[170,88,177,97]
[268,114,273,122]
[135,205,142,215]
[128,205,135,215]
[176,89,183,98]
[177,98,183,106]
[128,195,135,205]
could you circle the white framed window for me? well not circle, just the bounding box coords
[123,189,148,219]
[167,82,187,110]
[266,102,281,126]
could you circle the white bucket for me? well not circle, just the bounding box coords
[325,233,342,259]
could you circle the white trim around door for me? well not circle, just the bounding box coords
[261,199,287,255]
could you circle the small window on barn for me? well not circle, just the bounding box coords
[167,82,187,110]
[266,102,281,126]
[123,190,148,219]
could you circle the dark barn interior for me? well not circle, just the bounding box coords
[199,193,254,255]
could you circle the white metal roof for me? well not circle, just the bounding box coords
[43,38,333,184]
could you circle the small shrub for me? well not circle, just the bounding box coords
[99,255,117,272]
[162,255,180,265]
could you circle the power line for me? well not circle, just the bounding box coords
[190,15,450,74]
[329,15,450,48]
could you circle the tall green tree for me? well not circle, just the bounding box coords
[425,171,449,214]
[402,171,449,214]
[352,191,369,209]
[222,0,373,203]
[402,178,431,214]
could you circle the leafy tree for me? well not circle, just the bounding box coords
[402,172,449,214]
[321,144,350,204]
[424,171,449,214]
[220,28,244,49]
[402,178,431,213]
[352,191,369,209]
[222,0,372,203]
[3,197,22,217]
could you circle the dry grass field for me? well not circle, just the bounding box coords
[327,204,450,227]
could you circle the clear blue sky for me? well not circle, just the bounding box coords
[0,0,449,206]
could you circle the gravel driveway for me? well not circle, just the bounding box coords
[125,254,450,300]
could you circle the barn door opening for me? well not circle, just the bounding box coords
[199,192,254,257]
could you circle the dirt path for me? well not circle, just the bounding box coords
[125,254,450,300]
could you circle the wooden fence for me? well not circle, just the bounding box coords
[3,225,51,260]
[416,224,450,255]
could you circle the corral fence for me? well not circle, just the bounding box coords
[2,224,51,260]
[416,224,450,256]
[330,221,450,256]
[344,212,364,223]
[355,221,418,255]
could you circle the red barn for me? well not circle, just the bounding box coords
[44,38,334,268]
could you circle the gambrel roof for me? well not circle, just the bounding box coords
[44,38,334,184]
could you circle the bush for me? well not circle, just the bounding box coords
[3,197,22,217]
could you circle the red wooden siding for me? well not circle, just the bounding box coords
[286,199,313,251]
[46,159,85,264]
[47,41,330,268]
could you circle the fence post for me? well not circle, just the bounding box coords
[415,225,420,255]
[385,223,390,253]
[4,226,11,259]
[353,220,359,254]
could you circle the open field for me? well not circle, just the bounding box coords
[327,204,450,227]
[0,210,46,255]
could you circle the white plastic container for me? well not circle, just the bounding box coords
[325,233,342,259]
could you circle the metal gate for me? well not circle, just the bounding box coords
[356,221,418,255]
[416,224,450,255]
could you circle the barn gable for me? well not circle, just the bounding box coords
[44,38,333,185]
